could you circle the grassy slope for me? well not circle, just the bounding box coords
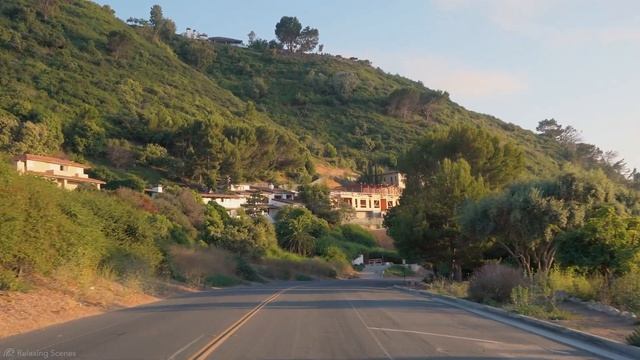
[206,46,563,176]
[0,0,565,182]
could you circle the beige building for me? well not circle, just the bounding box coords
[13,154,105,190]
[380,171,406,189]
[331,185,401,222]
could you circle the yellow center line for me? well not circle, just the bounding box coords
[187,288,290,360]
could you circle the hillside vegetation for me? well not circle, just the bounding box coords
[0,0,578,190]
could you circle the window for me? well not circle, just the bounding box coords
[373,200,380,208]
[60,165,65,171]
[388,201,394,207]
[360,199,367,208]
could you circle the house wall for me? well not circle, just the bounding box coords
[333,191,400,214]
[202,197,247,210]
[381,172,406,189]
[20,160,89,179]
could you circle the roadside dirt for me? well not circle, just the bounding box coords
[0,275,196,339]
[553,301,637,343]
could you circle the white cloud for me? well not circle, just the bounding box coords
[373,54,527,98]
[432,0,640,46]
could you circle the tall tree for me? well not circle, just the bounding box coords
[401,124,525,191]
[298,26,319,52]
[275,16,302,52]
[149,5,163,29]
[385,159,488,279]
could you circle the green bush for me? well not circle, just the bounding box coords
[0,163,170,288]
[611,271,640,313]
[384,264,415,277]
[338,224,376,247]
[235,256,263,282]
[0,268,23,291]
[205,274,242,287]
[547,268,603,301]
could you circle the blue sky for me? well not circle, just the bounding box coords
[96,0,640,171]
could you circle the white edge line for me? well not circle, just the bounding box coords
[367,326,505,344]
[347,300,394,360]
[168,334,204,360]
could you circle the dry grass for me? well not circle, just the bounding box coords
[169,246,240,287]
[0,275,161,339]
[468,264,523,303]
[257,257,339,280]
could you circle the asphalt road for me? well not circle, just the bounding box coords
[0,279,602,360]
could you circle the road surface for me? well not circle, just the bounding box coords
[0,279,602,359]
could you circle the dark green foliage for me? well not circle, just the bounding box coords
[385,158,489,277]
[235,256,263,282]
[337,224,376,247]
[400,124,525,191]
[298,184,344,224]
[176,38,215,70]
[204,203,277,257]
[460,170,638,275]
[275,206,329,256]
[104,175,146,191]
[274,16,313,52]
[557,206,640,276]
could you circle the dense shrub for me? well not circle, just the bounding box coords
[338,224,376,247]
[168,246,237,287]
[611,271,640,313]
[0,163,169,287]
[468,264,523,303]
[547,268,603,301]
[235,256,263,282]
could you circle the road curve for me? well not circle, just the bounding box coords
[0,279,601,359]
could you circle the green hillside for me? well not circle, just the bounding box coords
[0,0,574,187]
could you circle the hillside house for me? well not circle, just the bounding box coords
[331,184,401,225]
[144,185,163,198]
[201,193,248,212]
[209,37,243,46]
[13,154,105,190]
[379,171,406,189]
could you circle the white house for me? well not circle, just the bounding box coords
[201,193,248,210]
[13,154,105,190]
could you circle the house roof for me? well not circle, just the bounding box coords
[15,154,91,169]
[200,193,245,199]
[208,37,243,44]
[26,171,106,184]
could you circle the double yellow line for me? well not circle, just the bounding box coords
[188,288,288,360]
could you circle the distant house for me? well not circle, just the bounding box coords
[201,193,248,211]
[229,183,252,192]
[144,184,163,198]
[331,184,401,225]
[208,37,243,46]
[13,154,105,190]
[379,171,406,189]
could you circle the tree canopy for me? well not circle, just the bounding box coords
[274,16,319,53]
